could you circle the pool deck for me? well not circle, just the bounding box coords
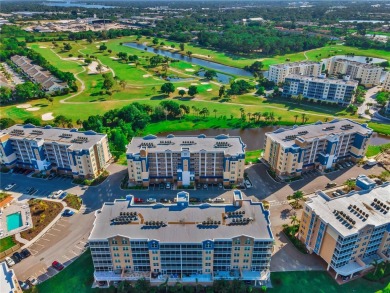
[0,200,32,238]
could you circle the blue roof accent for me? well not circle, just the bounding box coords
[143,134,157,140]
[70,128,79,132]
[273,128,286,133]
[23,123,35,128]
[85,130,97,135]
[197,134,206,138]
[215,134,229,140]
[314,121,323,125]
[166,134,175,138]
[44,125,52,129]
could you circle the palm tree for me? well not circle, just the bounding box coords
[371,259,380,276]
[304,116,309,123]
[277,116,282,123]
[290,214,299,226]
[119,80,127,90]
[325,117,329,122]
[239,107,245,119]
[247,112,252,121]
[76,119,82,128]
[344,179,356,192]
[292,190,304,205]
[294,114,299,124]
[213,109,217,118]
[301,113,306,124]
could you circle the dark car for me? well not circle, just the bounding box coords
[189,197,200,203]
[160,198,170,203]
[59,191,68,199]
[375,179,383,185]
[52,261,64,271]
[12,252,22,263]
[62,209,75,217]
[21,248,31,258]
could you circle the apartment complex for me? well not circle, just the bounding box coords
[11,55,67,93]
[383,71,390,92]
[0,124,111,179]
[126,134,246,187]
[268,61,323,84]
[327,58,383,87]
[89,191,274,285]
[298,183,390,279]
[263,119,372,177]
[283,75,358,105]
[0,261,22,293]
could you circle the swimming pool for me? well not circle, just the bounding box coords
[6,212,23,231]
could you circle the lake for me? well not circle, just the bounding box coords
[158,127,390,151]
[123,42,253,78]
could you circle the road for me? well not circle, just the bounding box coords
[0,161,386,281]
[358,85,380,119]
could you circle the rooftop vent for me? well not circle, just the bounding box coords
[322,126,336,131]
[31,130,43,135]
[60,133,73,138]
[159,140,173,145]
[214,141,232,148]
[10,129,25,136]
[340,124,354,130]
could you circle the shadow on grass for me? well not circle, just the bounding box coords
[173,96,194,101]
[151,94,168,100]
[33,103,48,107]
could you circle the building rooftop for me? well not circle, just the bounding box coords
[333,58,382,69]
[270,61,321,69]
[266,119,372,147]
[285,74,359,86]
[127,134,246,155]
[308,183,390,237]
[0,124,106,150]
[89,191,273,242]
[0,262,18,293]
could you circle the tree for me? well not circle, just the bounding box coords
[188,85,198,97]
[229,80,254,95]
[345,179,356,192]
[76,119,82,128]
[63,43,72,51]
[152,38,159,45]
[14,82,39,100]
[204,70,217,80]
[107,49,112,54]
[24,117,41,126]
[294,114,299,124]
[301,113,306,124]
[150,55,163,67]
[186,51,193,57]
[99,44,107,51]
[160,82,175,96]
[0,118,16,130]
[119,80,127,90]
[256,86,265,95]
[103,77,114,90]
[0,86,12,103]
[179,43,185,51]
[47,96,54,105]
[54,115,69,127]
[213,109,217,118]
[245,61,264,77]
[96,64,102,73]
[218,85,225,98]
[290,214,299,226]
[178,89,186,97]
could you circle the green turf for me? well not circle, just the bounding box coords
[366,143,390,157]
[245,149,263,164]
[269,271,390,293]
[0,236,16,252]
[368,123,390,136]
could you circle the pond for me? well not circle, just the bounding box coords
[123,42,253,78]
[158,127,390,151]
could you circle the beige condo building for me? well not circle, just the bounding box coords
[268,61,323,84]
[298,183,390,280]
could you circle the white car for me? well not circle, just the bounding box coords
[147,198,157,203]
[214,197,225,203]
[27,277,39,286]
[51,190,64,199]
[244,180,252,189]
[4,183,16,191]
[5,257,15,267]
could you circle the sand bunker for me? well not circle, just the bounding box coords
[42,112,54,121]
[39,46,47,48]
[26,107,40,111]
[190,83,198,85]
[177,87,188,91]
[88,61,109,74]
[185,69,195,72]
[201,82,209,85]
[143,74,152,78]
[16,104,32,109]
[110,57,119,60]
[128,63,135,66]
[206,89,212,92]
[193,53,211,59]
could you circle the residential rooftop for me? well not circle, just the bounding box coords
[0,261,18,293]
[0,124,106,150]
[270,61,322,68]
[332,58,382,69]
[89,191,273,242]
[308,183,390,237]
[285,74,359,86]
[266,119,372,147]
[127,134,246,155]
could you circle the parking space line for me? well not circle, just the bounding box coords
[40,238,50,242]
[45,233,56,236]
[34,243,44,247]
[50,228,61,232]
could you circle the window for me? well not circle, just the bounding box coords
[244,247,251,251]
[244,253,250,257]
[205,256,211,260]
[124,253,130,257]
[152,251,158,254]
[234,239,241,245]
[123,247,129,251]
[233,259,239,263]
[115,259,120,263]
[205,263,211,267]
[234,253,239,257]
[243,259,249,263]
[205,251,212,254]
[113,253,119,257]
[112,247,118,251]
[234,247,241,251]
[125,259,131,263]
[122,239,128,244]
[153,257,158,261]
[153,263,159,266]
[205,269,211,273]
[112,240,118,244]
[245,239,251,244]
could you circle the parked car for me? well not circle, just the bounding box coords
[348,177,356,182]
[62,209,75,217]
[159,183,164,190]
[52,261,64,271]
[18,281,29,290]
[147,198,157,203]
[326,182,337,188]
[4,183,16,191]
[218,183,223,189]
[214,197,225,203]
[21,248,31,258]
[166,183,171,189]
[203,184,208,189]
[366,159,377,166]
[244,180,252,189]
[12,252,23,263]
[332,192,340,197]
[375,179,383,185]
[196,183,201,189]
[59,191,68,199]
[48,173,56,180]
[5,257,15,267]
[51,190,64,199]
[336,189,345,195]
[189,197,200,203]
[134,197,144,203]
[27,277,39,286]
[160,198,170,203]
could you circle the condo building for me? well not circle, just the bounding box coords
[283,75,358,105]
[89,191,274,285]
[263,119,372,177]
[0,261,22,293]
[126,134,246,187]
[298,183,390,280]
[0,124,111,179]
[268,61,323,84]
[327,58,383,87]
[383,71,390,92]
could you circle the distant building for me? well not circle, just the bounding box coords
[298,183,390,280]
[328,58,383,87]
[283,74,358,105]
[383,71,390,92]
[0,124,111,179]
[263,119,372,177]
[268,61,323,84]
[11,55,67,93]
[89,191,274,285]
[126,134,246,187]
[0,261,22,293]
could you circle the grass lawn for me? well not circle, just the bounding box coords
[0,236,17,252]
[366,143,390,157]
[245,149,263,164]
[64,194,82,210]
[270,271,390,293]
[368,122,390,136]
